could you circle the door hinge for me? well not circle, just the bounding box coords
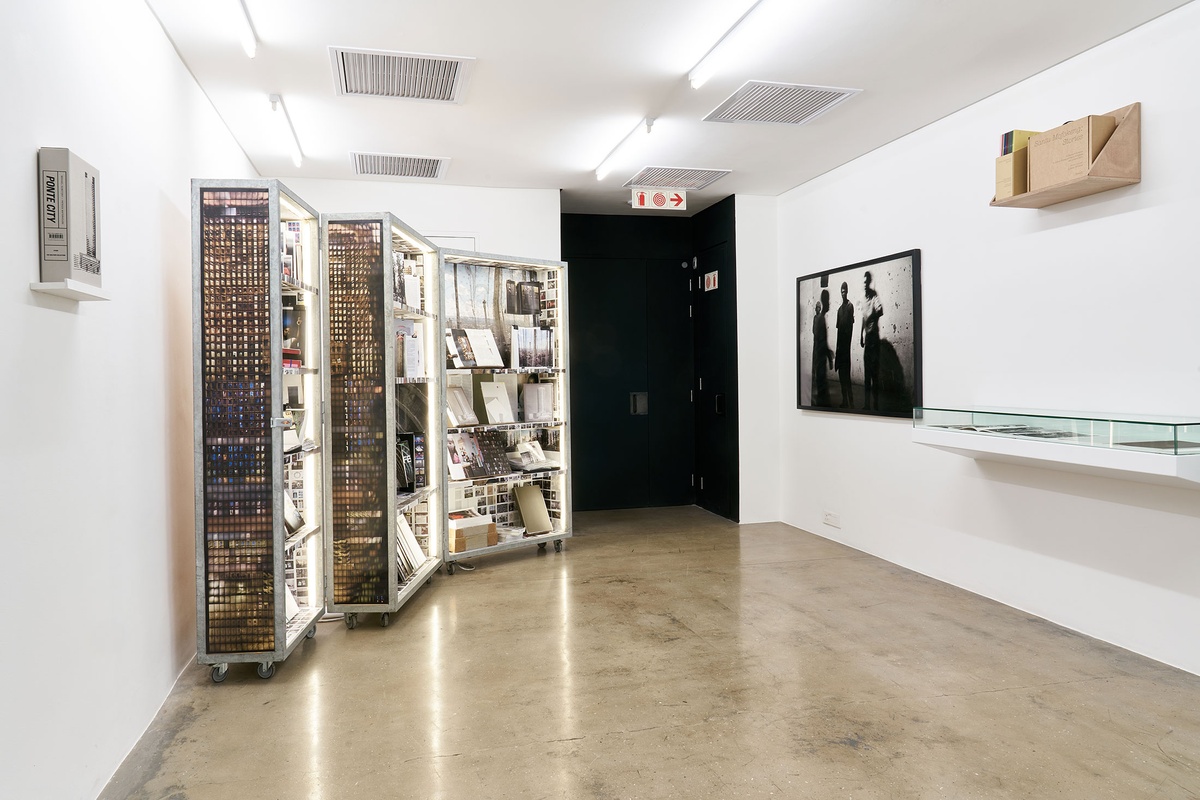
[690,389,694,403]
[699,377,703,390]
[700,476,704,490]
[691,473,695,487]
[689,305,693,318]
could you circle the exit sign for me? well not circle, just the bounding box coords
[631,188,686,210]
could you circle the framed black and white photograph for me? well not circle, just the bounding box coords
[796,249,922,418]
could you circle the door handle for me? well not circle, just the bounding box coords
[630,392,648,415]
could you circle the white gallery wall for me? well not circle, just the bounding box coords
[0,1,255,797]
[772,2,1200,675]
[282,177,561,260]
[735,195,782,523]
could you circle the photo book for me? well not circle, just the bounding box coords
[480,381,516,424]
[521,382,555,422]
[446,385,479,427]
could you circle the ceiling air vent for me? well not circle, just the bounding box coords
[352,152,448,180]
[704,81,860,125]
[623,167,730,190]
[330,47,474,103]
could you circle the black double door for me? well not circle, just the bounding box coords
[568,256,694,509]
[564,199,739,520]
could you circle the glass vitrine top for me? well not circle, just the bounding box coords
[914,407,1200,455]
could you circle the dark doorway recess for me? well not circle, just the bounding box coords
[562,196,739,520]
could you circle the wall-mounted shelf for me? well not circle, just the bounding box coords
[990,102,1140,209]
[913,407,1200,488]
[30,280,110,301]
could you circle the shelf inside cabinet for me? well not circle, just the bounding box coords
[396,558,439,604]
[394,303,432,319]
[448,466,564,487]
[285,523,321,551]
[991,102,1140,209]
[445,529,568,562]
[449,367,565,375]
[913,407,1200,487]
[448,420,563,434]
[284,607,323,648]
[282,278,320,295]
[397,486,436,514]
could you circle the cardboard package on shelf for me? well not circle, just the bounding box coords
[1028,114,1117,192]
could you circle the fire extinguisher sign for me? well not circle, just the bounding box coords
[631,188,687,211]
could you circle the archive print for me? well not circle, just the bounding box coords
[796,249,922,418]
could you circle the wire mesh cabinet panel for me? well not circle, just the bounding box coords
[322,213,443,628]
[438,250,572,572]
[193,179,325,682]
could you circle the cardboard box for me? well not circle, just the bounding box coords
[447,522,498,552]
[995,148,1028,201]
[1028,115,1117,192]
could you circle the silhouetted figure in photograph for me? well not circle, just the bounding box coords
[811,289,833,407]
[834,281,855,408]
[861,271,883,411]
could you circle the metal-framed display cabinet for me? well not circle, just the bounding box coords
[192,179,326,682]
[439,250,572,573]
[321,213,444,627]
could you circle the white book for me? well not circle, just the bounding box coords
[402,274,421,310]
[397,514,425,569]
[480,382,516,424]
[492,373,520,419]
[522,383,555,422]
[446,385,479,427]
[464,328,505,368]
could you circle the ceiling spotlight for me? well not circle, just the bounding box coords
[595,118,655,181]
[269,94,303,168]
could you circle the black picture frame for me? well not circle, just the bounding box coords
[796,249,922,418]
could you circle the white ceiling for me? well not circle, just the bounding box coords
[146,0,1193,216]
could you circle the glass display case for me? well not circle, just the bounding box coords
[913,407,1200,486]
[321,212,443,628]
[438,250,572,572]
[192,179,325,682]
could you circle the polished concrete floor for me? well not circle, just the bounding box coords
[104,507,1200,799]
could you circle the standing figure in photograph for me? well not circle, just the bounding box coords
[811,289,833,407]
[860,270,884,410]
[834,281,855,408]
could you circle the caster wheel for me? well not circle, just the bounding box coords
[210,664,228,684]
[380,612,391,628]
[256,662,275,680]
[554,539,562,552]
[345,613,359,630]
[305,625,316,639]
[447,562,455,575]
[538,542,547,551]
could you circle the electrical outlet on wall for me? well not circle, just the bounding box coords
[823,511,841,528]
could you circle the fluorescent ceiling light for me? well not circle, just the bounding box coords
[688,0,767,89]
[595,118,655,181]
[235,0,257,58]
[269,94,303,168]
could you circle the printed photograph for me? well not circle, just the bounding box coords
[796,249,922,418]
